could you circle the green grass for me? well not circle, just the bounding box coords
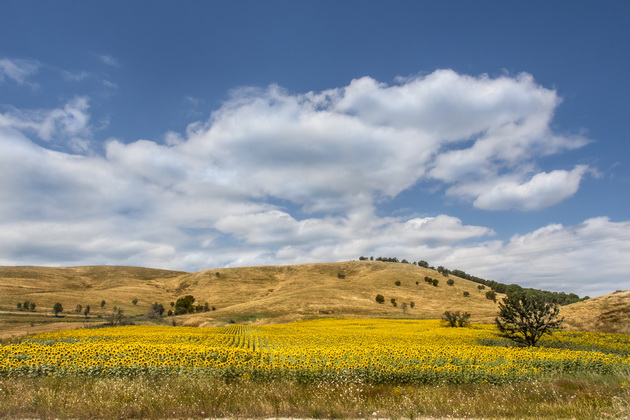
[0,374,627,419]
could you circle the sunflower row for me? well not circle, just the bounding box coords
[1,319,628,384]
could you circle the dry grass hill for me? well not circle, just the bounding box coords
[560,289,630,334]
[0,261,627,339]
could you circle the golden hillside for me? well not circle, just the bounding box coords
[1,261,626,339]
[561,289,630,334]
[169,261,504,326]
[0,261,502,338]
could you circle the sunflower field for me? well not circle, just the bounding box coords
[1,319,628,385]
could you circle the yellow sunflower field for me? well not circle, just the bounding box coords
[1,319,628,385]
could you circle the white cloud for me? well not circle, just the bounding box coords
[96,53,120,67]
[435,217,630,297]
[1,70,624,297]
[0,57,40,85]
[0,97,93,153]
[468,165,591,211]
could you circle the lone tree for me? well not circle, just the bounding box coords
[495,294,564,347]
[53,302,63,317]
[375,294,385,304]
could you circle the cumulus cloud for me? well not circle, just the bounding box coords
[2,69,623,296]
[436,217,630,297]
[0,57,40,85]
[465,165,592,211]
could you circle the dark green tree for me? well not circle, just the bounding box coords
[150,302,165,318]
[495,294,564,347]
[175,295,196,314]
[486,290,497,302]
[375,294,385,304]
[443,311,471,327]
[53,302,63,317]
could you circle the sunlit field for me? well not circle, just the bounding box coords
[2,319,629,418]
[2,319,629,384]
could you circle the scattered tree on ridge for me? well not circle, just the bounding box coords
[375,294,385,304]
[53,302,63,317]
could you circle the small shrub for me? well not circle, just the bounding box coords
[432,279,439,287]
[442,311,458,327]
[375,294,385,304]
[410,301,415,308]
[477,285,485,290]
[463,291,470,297]
[447,279,455,286]
[390,298,397,307]
[395,280,401,286]
[486,290,497,302]
[443,311,472,327]
[337,273,346,279]
[53,302,63,317]
[132,298,138,306]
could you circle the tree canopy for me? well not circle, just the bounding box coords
[495,293,564,347]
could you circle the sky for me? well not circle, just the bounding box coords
[1,1,629,297]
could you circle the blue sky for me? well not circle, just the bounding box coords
[1,1,629,297]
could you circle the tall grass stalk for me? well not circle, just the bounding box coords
[0,374,628,419]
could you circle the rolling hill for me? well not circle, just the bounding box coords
[0,261,627,339]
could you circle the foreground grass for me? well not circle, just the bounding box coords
[0,374,628,419]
